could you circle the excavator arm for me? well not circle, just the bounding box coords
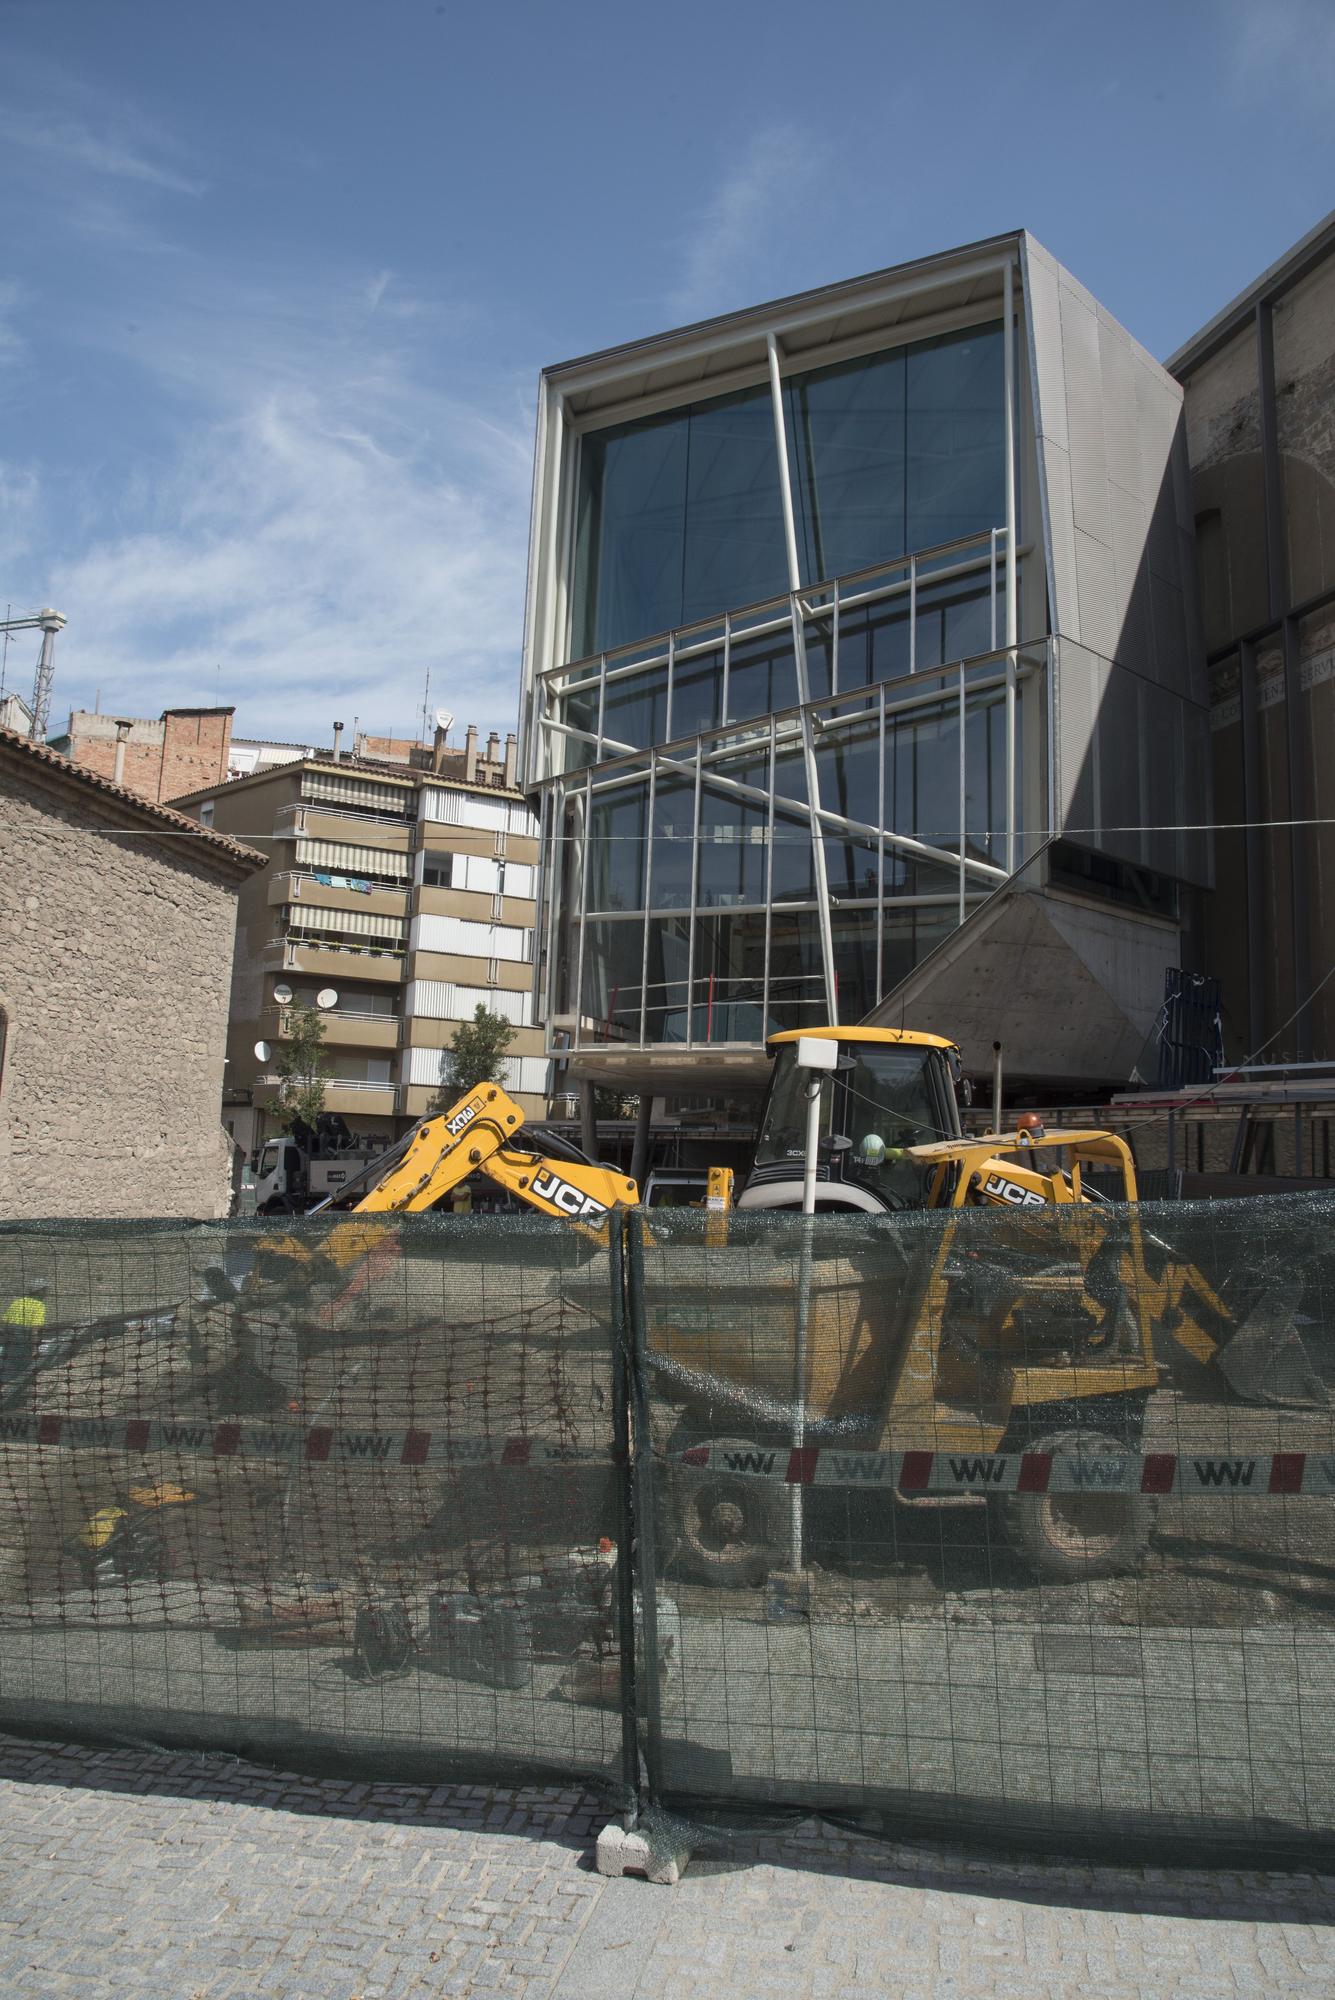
[247,1085,640,1312]
[348,1083,639,1220]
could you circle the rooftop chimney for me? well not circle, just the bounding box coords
[486,731,500,769]
[464,723,478,783]
[503,732,517,788]
[332,720,344,763]
[112,719,132,787]
[433,719,451,774]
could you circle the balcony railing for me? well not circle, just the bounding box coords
[259,1005,401,1047]
[272,870,409,901]
[275,801,414,830]
[265,935,407,968]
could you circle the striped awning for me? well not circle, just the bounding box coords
[285,906,406,941]
[296,837,410,880]
[303,771,415,814]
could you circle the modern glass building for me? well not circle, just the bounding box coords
[519,232,1210,1096]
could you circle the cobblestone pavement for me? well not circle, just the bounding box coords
[0,1734,1333,2000]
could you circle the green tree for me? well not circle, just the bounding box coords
[593,1087,640,1120]
[434,1004,516,1107]
[275,1000,331,1134]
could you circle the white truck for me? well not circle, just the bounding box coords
[252,1135,388,1214]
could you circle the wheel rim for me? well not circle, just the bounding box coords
[1039,1491,1127,1560]
[681,1479,765,1568]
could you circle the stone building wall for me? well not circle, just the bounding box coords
[0,744,260,1218]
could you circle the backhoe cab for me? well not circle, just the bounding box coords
[739,1028,1138,1213]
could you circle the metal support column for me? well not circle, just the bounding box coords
[579,1079,598,1162]
[767,333,803,594]
[769,327,838,1025]
[624,1212,664,1803]
[630,1090,654,1192]
[609,1219,642,1821]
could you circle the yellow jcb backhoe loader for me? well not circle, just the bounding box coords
[651,1028,1327,1587]
[231,1045,1321,1589]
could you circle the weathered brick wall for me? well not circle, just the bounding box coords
[64,710,232,806]
[0,762,245,1217]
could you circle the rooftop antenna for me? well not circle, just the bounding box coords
[418,668,431,746]
[0,603,10,704]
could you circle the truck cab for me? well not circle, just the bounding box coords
[254,1137,387,1214]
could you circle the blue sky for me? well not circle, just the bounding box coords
[2,0,1332,749]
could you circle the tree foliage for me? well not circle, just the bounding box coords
[275,1000,331,1134]
[435,1004,517,1106]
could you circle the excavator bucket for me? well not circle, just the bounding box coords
[1212,1278,1329,1410]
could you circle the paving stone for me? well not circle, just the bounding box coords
[0,1732,1333,1996]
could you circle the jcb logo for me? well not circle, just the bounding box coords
[530,1168,609,1218]
[446,1101,480,1138]
[982,1172,1046,1208]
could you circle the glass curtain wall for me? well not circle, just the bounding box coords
[570,323,1002,665]
[553,651,1038,1050]
[545,314,1021,1053]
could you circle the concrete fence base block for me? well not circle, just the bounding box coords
[595,1821,690,1885]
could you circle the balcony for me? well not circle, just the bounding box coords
[263,937,405,984]
[268,872,408,919]
[415,884,537,926]
[273,803,414,851]
[260,1005,401,1052]
[253,1076,400,1119]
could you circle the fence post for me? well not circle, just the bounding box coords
[609,1212,641,1824]
[625,1208,665,1805]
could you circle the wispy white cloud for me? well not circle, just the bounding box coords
[3,105,205,197]
[30,283,534,744]
[1221,0,1335,106]
[0,60,530,747]
[670,122,827,320]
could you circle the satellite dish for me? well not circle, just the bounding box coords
[254,1040,272,1064]
[273,981,293,1005]
[316,987,339,1010]
[434,707,454,735]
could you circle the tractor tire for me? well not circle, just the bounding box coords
[993,1428,1154,1584]
[664,1437,787,1588]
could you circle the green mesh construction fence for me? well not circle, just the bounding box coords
[0,1215,634,1798]
[628,1195,1335,1863]
[1,1196,1334,1862]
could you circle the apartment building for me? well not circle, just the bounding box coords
[178,731,548,1159]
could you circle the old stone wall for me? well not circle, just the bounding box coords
[0,761,246,1218]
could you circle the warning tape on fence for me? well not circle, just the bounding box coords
[4,1414,1331,1495]
[674,1442,1335,1496]
[0,1413,598,1470]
